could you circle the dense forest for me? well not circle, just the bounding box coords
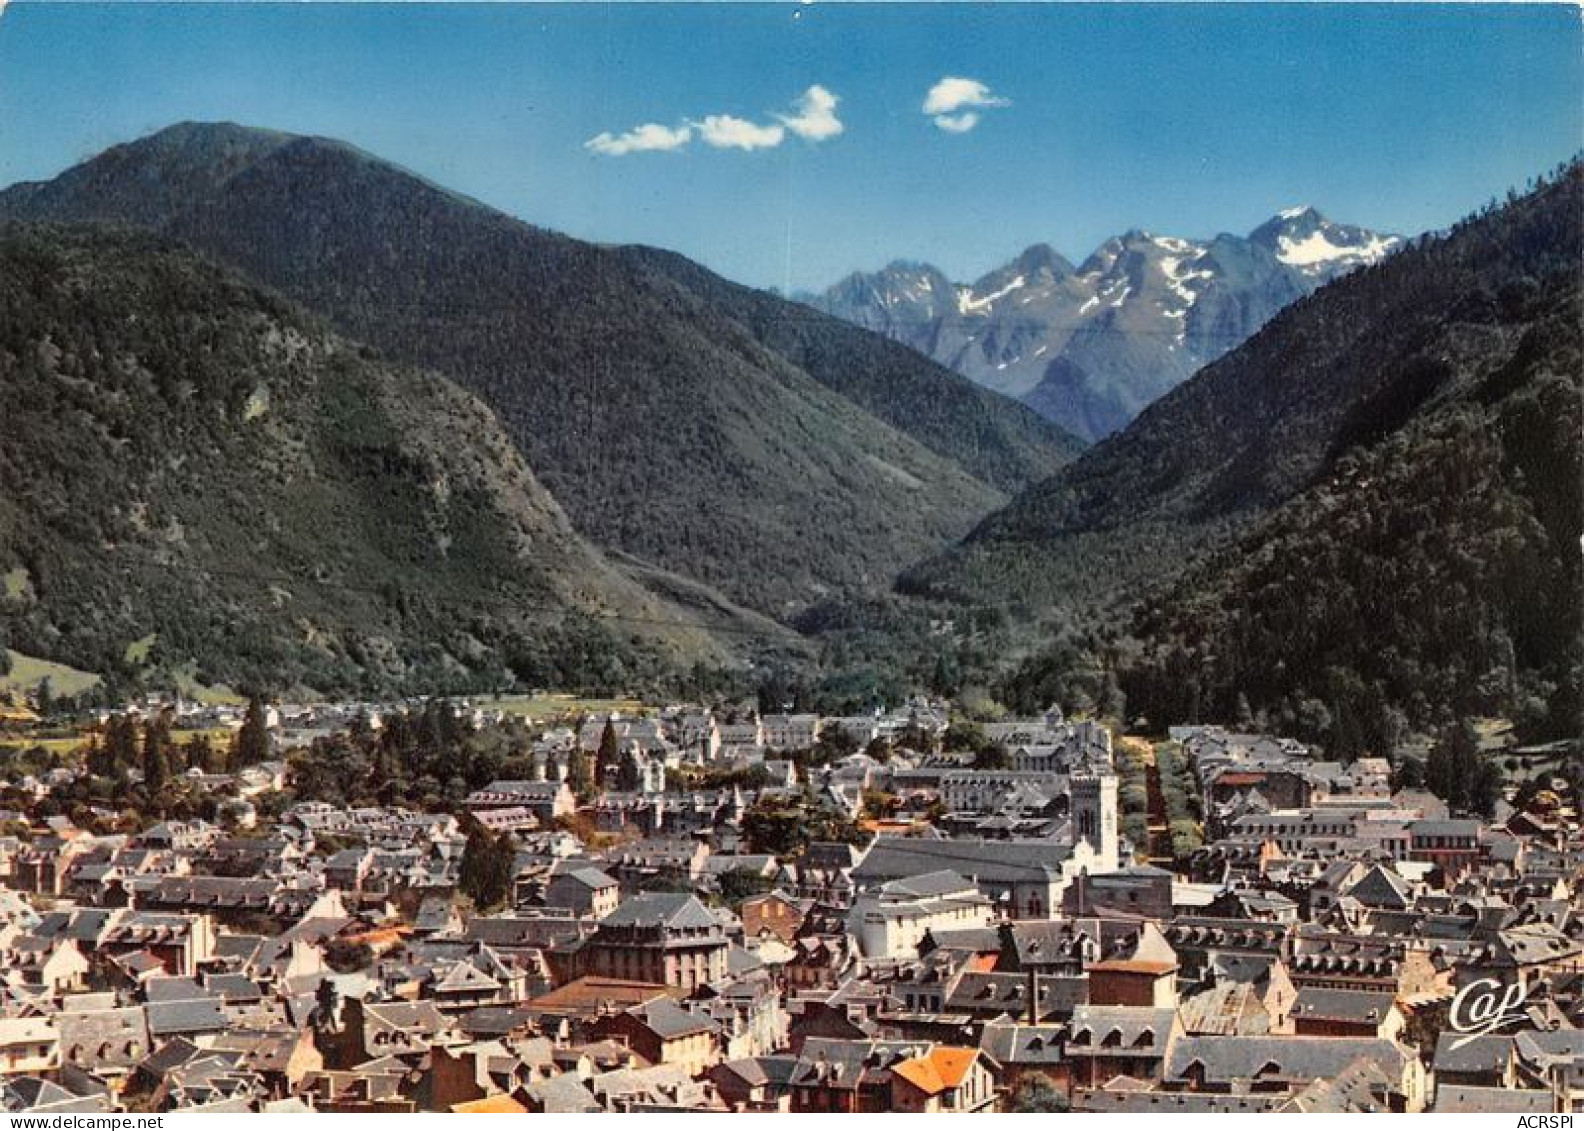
[0,125,1577,742]
[0,223,750,697]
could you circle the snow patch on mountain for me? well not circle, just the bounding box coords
[958,274,1026,315]
[1277,229,1397,270]
[812,206,1403,441]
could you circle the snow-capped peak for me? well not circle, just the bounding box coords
[1248,208,1401,277]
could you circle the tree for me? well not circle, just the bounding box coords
[1097,670,1127,725]
[596,719,620,787]
[742,803,807,857]
[1234,692,1255,731]
[565,746,594,802]
[716,869,776,908]
[33,677,53,719]
[141,715,172,791]
[1007,1073,1069,1113]
[973,742,1010,771]
[234,697,271,767]
[1427,718,1493,814]
[616,749,643,793]
[807,728,857,767]
[895,722,939,756]
[322,938,374,975]
[942,720,987,754]
[85,735,113,779]
[458,821,515,911]
[184,733,222,774]
[1469,756,1502,819]
[928,652,960,698]
[1392,755,1426,792]
[104,713,139,772]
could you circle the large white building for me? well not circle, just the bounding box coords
[846,870,994,959]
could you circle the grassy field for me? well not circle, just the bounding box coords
[2,568,29,599]
[3,726,237,759]
[168,663,246,706]
[123,634,157,666]
[482,693,644,720]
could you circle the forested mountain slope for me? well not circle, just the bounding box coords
[0,122,1082,618]
[0,224,757,696]
[910,166,1583,743]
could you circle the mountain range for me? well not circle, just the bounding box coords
[0,120,1575,740]
[810,209,1400,441]
[905,165,1581,745]
[0,123,1082,629]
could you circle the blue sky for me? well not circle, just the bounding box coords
[1,3,1579,291]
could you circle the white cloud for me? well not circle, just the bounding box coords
[932,112,980,134]
[923,76,1009,132]
[778,84,844,141]
[588,85,843,157]
[695,114,787,151]
[584,122,693,157]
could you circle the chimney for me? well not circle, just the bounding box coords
[1026,968,1039,1025]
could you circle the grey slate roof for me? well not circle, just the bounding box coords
[853,837,1069,884]
[626,999,718,1040]
[978,1021,1065,1065]
[1167,1036,1409,1084]
[1432,1085,1551,1113]
[599,893,719,931]
[146,999,229,1038]
[1291,987,1397,1025]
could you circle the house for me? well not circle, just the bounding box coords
[889,1047,997,1113]
[602,838,710,892]
[591,999,721,1076]
[0,936,90,994]
[943,971,1085,1024]
[853,837,1083,920]
[1063,1005,1180,1088]
[1290,988,1405,1040]
[1087,921,1180,1008]
[0,1019,58,1076]
[1431,1033,1516,1090]
[56,1004,150,1082]
[977,1020,1067,1094]
[707,1055,798,1112]
[428,1040,547,1110]
[762,715,820,752]
[1065,865,1175,919]
[1431,1085,1553,1114]
[1164,1036,1426,1111]
[1408,819,1485,879]
[98,912,216,977]
[740,892,807,944]
[788,1038,934,1113]
[542,865,620,920]
[579,894,729,991]
[465,781,576,824]
[846,871,993,960]
[525,978,675,1042]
